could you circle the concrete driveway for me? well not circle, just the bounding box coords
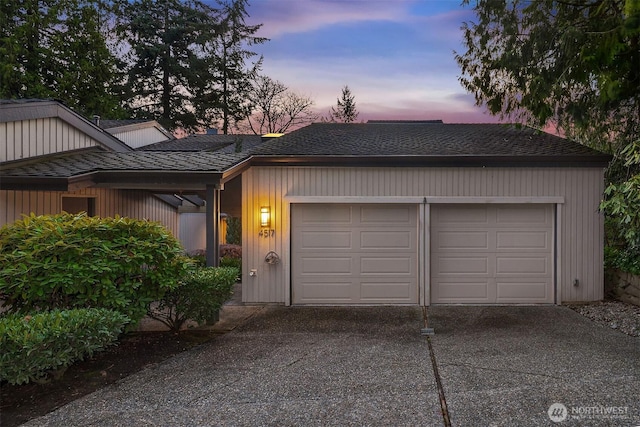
[24,305,640,427]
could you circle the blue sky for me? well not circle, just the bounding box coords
[243,0,500,123]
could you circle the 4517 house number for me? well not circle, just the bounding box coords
[258,229,275,238]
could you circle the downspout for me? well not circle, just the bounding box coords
[205,184,221,267]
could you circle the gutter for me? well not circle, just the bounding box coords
[248,154,613,168]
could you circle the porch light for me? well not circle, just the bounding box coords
[260,206,271,227]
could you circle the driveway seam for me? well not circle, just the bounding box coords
[423,307,452,427]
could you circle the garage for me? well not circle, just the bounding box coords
[292,204,418,304]
[430,204,554,304]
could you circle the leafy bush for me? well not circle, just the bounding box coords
[0,308,129,385]
[147,267,238,332]
[220,256,241,270]
[226,216,241,245]
[220,244,241,259]
[0,213,191,324]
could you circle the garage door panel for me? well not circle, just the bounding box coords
[361,205,413,224]
[435,281,490,300]
[496,231,549,249]
[496,257,549,274]
[434,205,489,224]
[298,205,352,224]
[301,257,352,274]
[435,257,489,274]
[361,231,413,249]
[299,282,353,301]
[361,282,413,300]
[299,231,352,250]
[293,204,418,305]
[497,281,549,301]
[434,231,489,250]
[361,257,413,275]
[431,204,554,304]
[496,205,549,224]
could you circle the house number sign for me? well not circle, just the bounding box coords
[258,229,275,238]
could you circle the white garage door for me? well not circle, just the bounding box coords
[431,204,554,304]
[292,204,418,304]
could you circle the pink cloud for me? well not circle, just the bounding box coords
[249,0,412,38]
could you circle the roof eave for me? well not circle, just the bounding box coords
[0,176,71,191]
[249,155,612,168]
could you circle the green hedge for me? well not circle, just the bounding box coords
[0,213,191,324]
[147,267,238,332]
[0,309,129,385]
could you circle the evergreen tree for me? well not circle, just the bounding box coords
[456,0,640,267]
[196,0,267,134]
[117,0,211,132]
[0,0,124,118]
[456,0,639,153]
[329,85,359,123]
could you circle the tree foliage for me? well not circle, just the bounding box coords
[116,0,212,132]
[456,0,639,154]
[457,0,640,266]
[196,0,267,134]
[329,85,359,123]
[241,75,318,134]
[0,0,125,118]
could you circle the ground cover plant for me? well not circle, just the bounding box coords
[0,309,129,385]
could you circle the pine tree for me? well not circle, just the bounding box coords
[117,0,212,131]
[329,85,359,123]
[196,0,267,134]
[0,0,124,118]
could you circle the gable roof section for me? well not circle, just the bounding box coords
[0,151,251,191]
[0,99,132,153]
[250,123,611,167]
[100,119,175,146]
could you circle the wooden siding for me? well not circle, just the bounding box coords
[0,117,99,162]
[243,166,605,304]
[0,188,178,237]
[111,127,168,149]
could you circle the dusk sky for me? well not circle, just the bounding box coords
[243,0,502,124]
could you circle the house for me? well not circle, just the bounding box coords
[1,100,612,306]
[0,99,249,264]
[239,122,611,306]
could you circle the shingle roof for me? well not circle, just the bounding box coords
[98,119,150,129]
[0,150,250,178]
[138,134,262,152]
[251,123,607,159]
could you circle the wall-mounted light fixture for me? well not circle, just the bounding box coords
[260,206,271,228]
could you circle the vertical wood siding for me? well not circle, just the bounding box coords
[0,117,99,162]
[243,166,605,304]
[111,127,167,149]
[1,189,178,237]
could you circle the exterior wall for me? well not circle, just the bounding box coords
[0,188,179,237]
[179,213,206,252]
[111,127,168,149]
[242,166,606,304]
[0,117,99,162]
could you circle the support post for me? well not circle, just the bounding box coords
[205,184,221,267]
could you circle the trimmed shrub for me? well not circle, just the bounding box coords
[220,244,241,259]
[0,213,192,324]
[147,267,238,332]
[226,216,241,245]
[0,308,129,385]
